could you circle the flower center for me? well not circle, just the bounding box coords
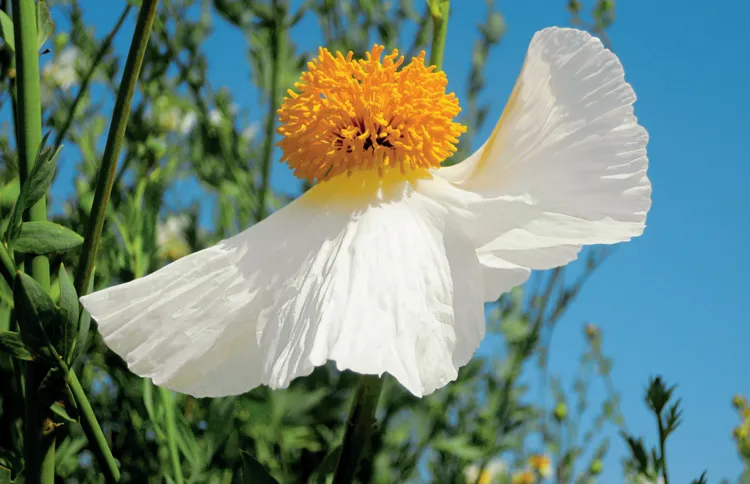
[277,45,466,182]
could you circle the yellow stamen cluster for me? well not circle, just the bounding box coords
[277,45,466,182]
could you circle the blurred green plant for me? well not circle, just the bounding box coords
[620,376,707,484]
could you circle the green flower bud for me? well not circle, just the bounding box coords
[553,402,568,422]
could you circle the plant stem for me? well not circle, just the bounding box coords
[73,0,159,295]
[12,0,54,480]
[51,5,132,154]
[332,374,384,484]
[66,369,120,482]
[160,388,185,484]
[428,0,450,69]
[255,0,284,221]
[657,414,669,484]
[67,0,159,480]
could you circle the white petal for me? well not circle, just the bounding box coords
[438,27,651,287]
[81,175,485,397]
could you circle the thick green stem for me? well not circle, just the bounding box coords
[13,0,54,480]
[73,0,159,295]
[332,375,384,484]
[255,0,284,221]
[428,0,450,69]
[160,388,185,483]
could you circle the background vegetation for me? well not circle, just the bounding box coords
[0,0,746,482]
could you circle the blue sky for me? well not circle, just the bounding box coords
[53,0,750,481]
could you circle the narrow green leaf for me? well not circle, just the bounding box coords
[0,273,13,308]
[0,330,33,361]
[50,401,77,424]
[57,264,79,363]
[309,445,342,484]
[0,10,14,52]
[13,271,61,364]
[24,142,60,211]
[0,467,13,484]
[431,436,483,460]
[14,221,83,254]
[5,132,58,243]
[237,451,279,484]
[35,0,54,48]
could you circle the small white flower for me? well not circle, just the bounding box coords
[208,103,238,127]
[42,46,82,90]
[81,28,651,398]
[156,215,190,261]
[241,122,259,141]
[179,111,198,134]
[208,108,223,126]
[156,215,189,248]
[464,459,507,483]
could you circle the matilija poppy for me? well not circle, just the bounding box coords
[80,27,651,398]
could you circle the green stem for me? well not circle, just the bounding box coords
[160,388,184,484]
[73,0,159,295]
[12,0,54,480]
[51,5,132,154]
[66,369,120,482]
[66,0,158,480]
[332,375,384,484]
[428,0,450,69]
[255,0,284,222]
[657,414,669,484]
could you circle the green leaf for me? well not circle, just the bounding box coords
[432,435,483,461]
[500,317,530,343]
[5,133,59,243]
[50,401,78,424]
[57,264,79,363]
[13,271,61,365]
[35,0,54,48]
[236,451,279,484]
[14,222,83,254]
[0,330,33,361]
[23,143,60,212]
[0,10,14,52]
[309,445,341,484]
[0,179,19,206]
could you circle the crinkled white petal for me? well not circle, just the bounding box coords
[80,178,485,398]
[437,26,651,299]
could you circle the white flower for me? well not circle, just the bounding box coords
[464,459,507,483]
[156,215,189,249]
[208,103,238,127]
[156,215,190,261]
[179,111,198,134]
[208,108,223,126]
[241,122,259,141]
[80,28,651,398]
[42,46,82,90]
